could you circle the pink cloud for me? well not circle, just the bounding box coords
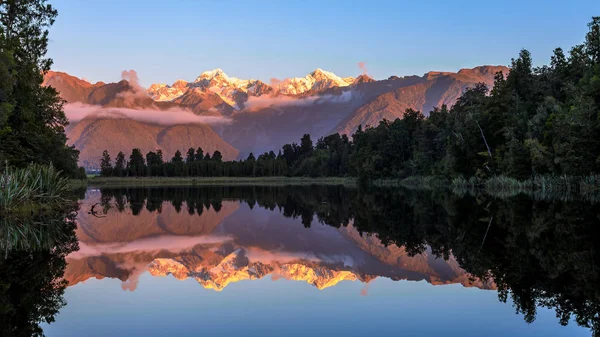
[358,61,368,75]
[68,234,233,259]
[243,91,355,111]
[269,77,281,87]
[64,102,232,126]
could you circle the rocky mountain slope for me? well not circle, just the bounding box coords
[45,65,508,163]
[44,72,238,167]
[66,118,238,168]
[333,66,506,135]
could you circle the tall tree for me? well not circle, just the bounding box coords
[100,150,112,177]
[212,150,222,162]
[195,147,204,161]
[172,150,183,163]
[114,151,126,177]
[186,147,195,163]
[0,0,82,177]
[128,148,146,176]
[299,134,314,158]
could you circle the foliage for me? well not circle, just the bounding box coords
[96,185,600,335]
[0,204,78,336]
[0,164,69,215]
[0,0,83,178]
[99,18,600,185]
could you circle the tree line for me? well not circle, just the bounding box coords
[98,132,347,178]
[100,18,600,181]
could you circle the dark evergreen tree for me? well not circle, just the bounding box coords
[186,148,195,163]
[0,0,82,177]
[114,151,126,177]
[100,150,112,177]
[195,147,204,161]
[172,150,183,163]
[128,148,146,176]
[212,150,222,162]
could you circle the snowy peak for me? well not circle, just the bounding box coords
[172,79,188,90]
[310,68,351,85]
[150,68,354,99]
[147,80,189,102]
[146,248,363,292]
[147,68,355,107]
[277,68,353,95]
[194,68,237,87]
[247,80,273,96]
[197,68,227,80]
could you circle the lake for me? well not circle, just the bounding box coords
[3,185,597,336]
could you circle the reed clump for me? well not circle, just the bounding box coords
[0,164,69,215]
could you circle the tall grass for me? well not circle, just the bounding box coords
[0,164,69,215]
[0,164,77,254]
[395,176,450,190]
[450,176,480,196]
[447,174,600,201]
[0,215,75,253]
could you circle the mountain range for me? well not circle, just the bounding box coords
[65,191,495,291]
[44,65,508,168]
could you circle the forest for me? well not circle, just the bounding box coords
[99,18,600,184]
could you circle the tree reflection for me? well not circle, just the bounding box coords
[98,185,600,335]
[0,203,79,336]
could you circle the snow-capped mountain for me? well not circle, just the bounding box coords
[276,68,354,95]
[147,79,188,102]
[44,65,509,166]
[146,68,355,109]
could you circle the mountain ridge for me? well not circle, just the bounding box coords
[44,65,508,165]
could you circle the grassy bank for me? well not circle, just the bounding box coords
[85,176,356,187]
[0,164,70,216]
[76,174,600,201]
[373,176,450,189]
[450,175,600,201]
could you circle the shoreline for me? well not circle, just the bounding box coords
[80,176,357,187]
[69,174,600,201]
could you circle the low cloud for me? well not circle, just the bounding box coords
[64,102,232,126]
[358,61,368,75]
[68,234,234,259]
[270,77,281,87]
[245,247,321,264]
[243,90,356,111]
[360,280,373,296]
[117,69,149,101]
[121,69,140,87]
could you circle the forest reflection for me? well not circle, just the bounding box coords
[0,200,80,337]
[92,185,600,335]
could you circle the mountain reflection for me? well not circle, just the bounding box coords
[68,187,489,291]
[68,185,600,335]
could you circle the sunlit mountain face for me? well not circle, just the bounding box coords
[43,65,508,167]
[66,187,494,292]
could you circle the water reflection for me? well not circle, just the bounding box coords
[0,201,80,337]
[66,185,600,335]
[69,187,490,291]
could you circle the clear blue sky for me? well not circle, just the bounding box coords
[47,0,600,86]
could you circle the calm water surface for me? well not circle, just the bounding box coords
[25,186,600,336]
